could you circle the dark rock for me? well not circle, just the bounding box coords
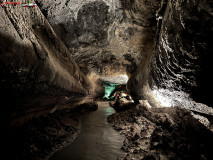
[151,0,213,106]
[0,5,91,126]
[108,104,213,160]
[113,101,135,112]
[127,0,213,110]
[77,101,98,113]
[0,108,81,159]
[37,0,153,84]
[1,1,213,159]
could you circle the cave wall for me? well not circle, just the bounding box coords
[0,4,91,126]
[36,0,213,108]
[128,0,213,108]
[35,0,161,98]
[1,0,212,126]
[151,0,213,106]
[124,0,160,103]
[36,0,160,78]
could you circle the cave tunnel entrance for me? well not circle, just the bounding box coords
[100,74,134,104]
[103,81,120,99]
[99,74,129,100]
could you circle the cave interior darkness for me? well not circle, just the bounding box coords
[0,0,213,159]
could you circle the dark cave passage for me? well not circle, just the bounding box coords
[0,0,213,159]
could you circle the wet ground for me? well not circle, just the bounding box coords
[50,101,125,160]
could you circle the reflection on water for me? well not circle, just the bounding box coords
[105,107,115,116]
[50,101,124,160]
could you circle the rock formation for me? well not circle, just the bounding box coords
[0,3,91,126]
[127,0,213,111]
[0,0,213,159]
[36,0,159,79]
[151,0,213,106]
[36,0,213,111]
[108,103,213,160]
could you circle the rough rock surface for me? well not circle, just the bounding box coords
[36,0,213,111]
[108,103,213,160]
[127,0,213,109]
[33,0,213,114]
[36,0,160,79]
[0,3,91,126]
[1,108,81,160]
[1,1,213,159]
[0,102,98,160]
[151,0,213,106]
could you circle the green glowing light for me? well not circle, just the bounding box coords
[103,81,120,99]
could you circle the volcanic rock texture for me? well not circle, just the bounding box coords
[1,0,213,159]
[152,0,213,106]
[0,102,98,160]
[108,103,213,160]
[1,0,213,127]
[36,0,160,78]
[0,3,91,126]
[127,0,213,110]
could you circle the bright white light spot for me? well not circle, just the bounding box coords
[150,86,213,116]
[151,88,175,107]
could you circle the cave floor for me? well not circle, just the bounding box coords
[50,101,125,160]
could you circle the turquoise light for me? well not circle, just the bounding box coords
[103,81,120,99]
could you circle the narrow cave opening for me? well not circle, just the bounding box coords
[103,81,120,99]
[101,75,129,100]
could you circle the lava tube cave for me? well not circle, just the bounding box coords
[0,0,213,159]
